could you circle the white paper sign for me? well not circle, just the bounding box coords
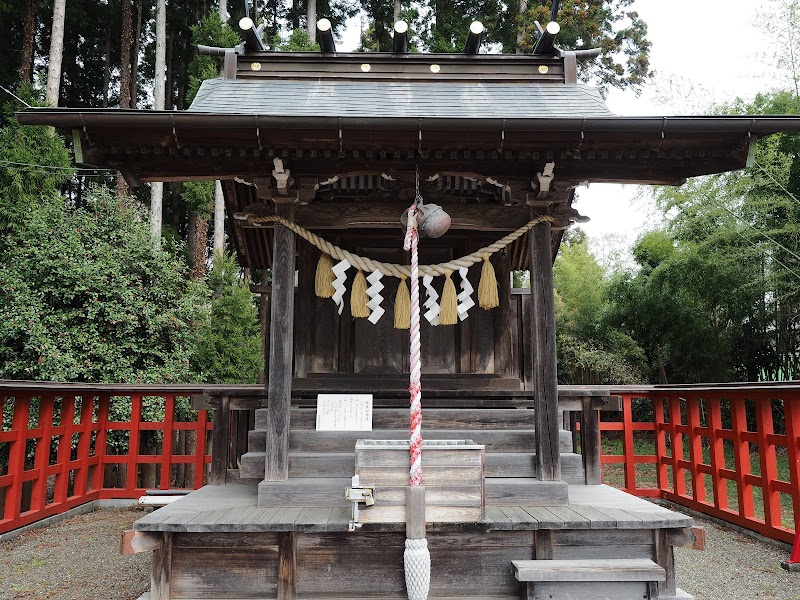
[315,394,373,431]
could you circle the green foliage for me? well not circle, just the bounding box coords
[0,94,73,233]
[513,0,651,93]
[187,14,243,105]
[181,181,214,219]
[551,229,646,385]
[0,185,207,383]
[192,252,262,384]
[272,29,321,51]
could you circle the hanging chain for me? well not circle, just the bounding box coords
[414,165,424,206]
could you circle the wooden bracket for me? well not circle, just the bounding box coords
[665,526,705,550]
[120,529,161,555]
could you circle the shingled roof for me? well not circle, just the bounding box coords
[188,78,615,119]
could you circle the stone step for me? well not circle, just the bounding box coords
[247,428,573,454]
[513,558,666,600]
[257,476,569,508]
[240,450,584,481]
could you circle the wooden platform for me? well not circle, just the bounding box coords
[133,482,691,533]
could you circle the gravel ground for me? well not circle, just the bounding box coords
[1,506,799,599]
[675,510,800,600]
[0,507,150,600]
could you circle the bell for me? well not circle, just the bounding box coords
[418,204,451,238]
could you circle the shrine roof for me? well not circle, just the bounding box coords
[188,78,615,120]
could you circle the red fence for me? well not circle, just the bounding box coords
[601,384,800,544]
[0,382,212,535]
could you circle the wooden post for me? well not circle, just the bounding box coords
[654,529,677,597]
[277,531,297,599]
[580,396,601,485]
[528,218,561,481]
[151,532,173,600]
[492,252,512,376]
[210,395,230,485]
[265,201,296,481]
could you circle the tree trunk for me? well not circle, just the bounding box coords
[45,0,67,106]
[516,0,527,53]
[119,0,133,108]
[393,0,401,24]
[307,0,317,43]
[292,0,300,31]
[18,0,36,83]
[213,181,225,263]
[102,14,112,107]
[213,1,228,261]
[130,0,143,108]
[150,0,167,246]
[193,217,209,279]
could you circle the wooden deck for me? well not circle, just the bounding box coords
[133,482,692,534]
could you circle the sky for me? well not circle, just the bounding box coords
[575,0,783,260]
[338,1,787,263]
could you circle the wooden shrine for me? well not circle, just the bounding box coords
[19,16,800,600]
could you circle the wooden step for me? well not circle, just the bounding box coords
[257,407,538,431]
[240,451,585,482]
[486,478,568,506]
[247,428,572,454]
[257,476,569,509]
[513,559,665,582]
[513,558,665,600]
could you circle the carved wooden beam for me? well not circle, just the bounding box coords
[235,201,535,231]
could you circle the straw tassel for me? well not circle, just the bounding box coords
[478,254,499,309]
[394,275,411,329]
[315,253,335,298]
[351,269,370,318]
[439,270,458,325]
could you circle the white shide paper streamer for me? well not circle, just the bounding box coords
[331,259,351,315]
[366,270,385,324]
[456,267,474,321]
[423,274,440,326]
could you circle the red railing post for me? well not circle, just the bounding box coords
[782,396,800,570]
[686,394,706,504]
[160,395,175,490]
[622,394,636,493]
[72,395,94,497]
[53,394,75,505]
[4,394,30,522]
[731,396,755,520]
[708,396,729,511]
[755,393,782,531]
[668,394,686,497]
[125,394,143,494]
[194,409,209,487]
[29,394,54,513]
[653,394,669,493]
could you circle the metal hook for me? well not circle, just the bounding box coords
[338,117,343,153]
[170,114,182,149]
[418,118,423,156]
[255,115,263,151]
[500,119,506,154]
[80,114,94,147]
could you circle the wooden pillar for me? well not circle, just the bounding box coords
[277,531,297,599]
[151,532,172,600]
[528,219,561,482]
[493,252,512,376]
[265,201,296,481]
[580,396,601,485]
[210,395,230,485]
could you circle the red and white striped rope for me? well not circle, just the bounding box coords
[404,204,423,488]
